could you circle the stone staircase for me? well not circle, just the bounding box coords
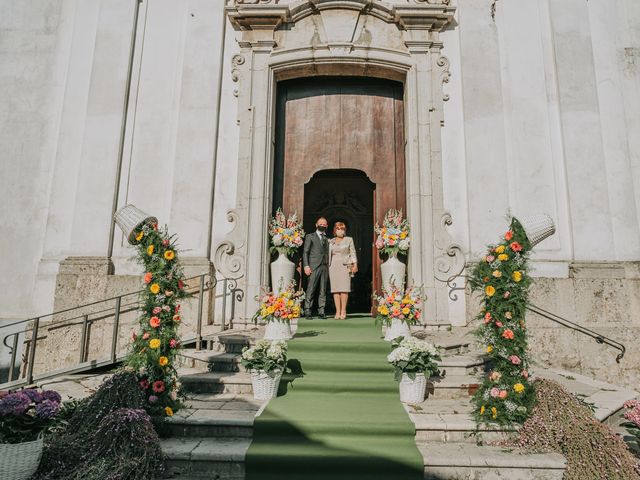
[156,325,637,480]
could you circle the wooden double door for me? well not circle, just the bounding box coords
[273,76,406,312]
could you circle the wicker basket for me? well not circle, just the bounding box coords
[264,320,292,340]
[399,373,427,404]
[384,319,411,342]
[113,204,158,245]
[517,214,556,248]
[0,436,43,480]
[250,370,282,400]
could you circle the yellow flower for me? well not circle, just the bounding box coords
[498,253,508,261]
[150,283,160,294]
[486,345,493,353]
[402,307,410,315]
[495,245,505,254]
[400,232,407,239]
[159,356,169,366]
[514,383,525,393]
[164,250,175,260]
[485,285,496,297]
[512,271,522,282]
[135,231,144,242]
[165,406,174,417]
[147,244,154,256]
[480,405,485,415]
[378,306,389,316]
[287,300,294,307]
[491,407,497,419]
[149,339,161,349]
[492,270,502,278]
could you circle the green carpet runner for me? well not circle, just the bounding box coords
[246,315,424,480]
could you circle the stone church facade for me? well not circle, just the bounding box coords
[1,0,639,387]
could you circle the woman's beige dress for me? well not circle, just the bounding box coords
[329,237,357,293]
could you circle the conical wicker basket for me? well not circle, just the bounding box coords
[113,204,158,245]
[0,436,43,480]
[516,214,556,248]
[399,373,427,404]
[250,370,282,400]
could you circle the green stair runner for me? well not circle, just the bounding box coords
[246,315,423,480]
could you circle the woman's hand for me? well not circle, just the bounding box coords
[350,264,358,274]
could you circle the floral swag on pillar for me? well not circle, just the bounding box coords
[114,205,187,419]
[469,215,555,425]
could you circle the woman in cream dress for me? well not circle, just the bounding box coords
[329,222,358,319]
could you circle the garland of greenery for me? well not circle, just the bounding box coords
[469,217,535,425]
[127,222,186,419]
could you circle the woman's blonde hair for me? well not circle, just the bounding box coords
[333,221,346,235]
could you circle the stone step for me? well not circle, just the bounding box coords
[407,399,518,444]
[427,373,482,400]
[179,371,253,395]
[160,437,249,480]
[436,354,489,376]
[419,442,566,479]
[179,350,242,373]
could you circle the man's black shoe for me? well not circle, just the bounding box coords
[318,312,327,319]
[304,311,313,319]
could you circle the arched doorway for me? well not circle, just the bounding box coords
[303,170,374,312]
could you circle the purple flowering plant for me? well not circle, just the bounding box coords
[0,388,62,443]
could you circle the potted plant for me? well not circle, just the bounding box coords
[254,284,304,340]
[241,340,288,400]
[387,337,441,404]
[374,209,410,291]
[375,285,423,341]
[0,388,62,479]
[269,208,305,295]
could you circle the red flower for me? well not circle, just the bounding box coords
[139,379,149,390]
[510,241,522,252]
[178,280,184,290]
[175,304,181,312]
[505,230,513,241]
[152,380,165,393]
[170,339,177,348]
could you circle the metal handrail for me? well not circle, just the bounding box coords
[442,273,627,364]
[0,273,243,390]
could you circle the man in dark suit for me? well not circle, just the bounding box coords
[303,217,330,319]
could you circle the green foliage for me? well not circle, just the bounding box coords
[469,218,536,425]
[127,223,187,419]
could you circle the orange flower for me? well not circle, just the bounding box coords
[147,245,154,256]
[502,329,515,340]
[144,272,153,284]
[150,316,161,328]
[150,283,160,294]
[510,241,522,252]
[165,406,173,416]
[504,230,513,241]
[159,356,169,366]
[164,250,175,261]
[485,285,496,297]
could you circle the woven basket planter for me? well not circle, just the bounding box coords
[250,370,282,400]
[517,214,556,248]
[113,204,158,245]
[383,318,411,342]
[264,320,292,340]
[0,436,43,480]
[398,373,427,404]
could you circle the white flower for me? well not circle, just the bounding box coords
[387,346,411,363]
[398,238,410,251]
[504,401,517,413]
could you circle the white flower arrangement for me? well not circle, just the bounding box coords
[240,340,287,377]
[387,336,441,381]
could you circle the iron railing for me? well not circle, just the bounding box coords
[0,273,243,390]
[441,273,627,363]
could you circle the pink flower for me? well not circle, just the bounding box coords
[162,305,171,312]
[503,291,511,299]
[490,387,500,398]
[495,321,503,328]
[142,332,150,340]
[375,238,384,249]
[509,355,521,365]
[131,331,137,341]
[163,239,170,246]
[152,307,162,315]
[169,339,177,348]
[139,379,149,390]
[521,370,529,379]
[483,312,492,324]
[499,390,508,399]
[486,255,495,263]
[152,380,165,393]
[175,304,181,312]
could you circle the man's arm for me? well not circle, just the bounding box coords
[302,235,312,269]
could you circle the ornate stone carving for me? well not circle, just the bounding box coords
[433,213,466,299]
[231,54,245,98]
[437,55,451,102]
[213,210,245,279]
[235,0,275,4]
[415,0,451,4]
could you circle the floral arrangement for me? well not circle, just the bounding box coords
[0,388,62,443]
[128,222,187,419]
[621,399,640,455]
[240,340,288,378]
[387,337,441,381]
[269,208,305,256]
[253,284,304,324]
[469,217,535,425]
[374,285,423,327]
[374,208,410,256]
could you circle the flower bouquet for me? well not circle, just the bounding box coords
[374,285,423,341]
[387,337,441,404]
[374,208,410,256]
[241,340,288,400]
[254,284,305,340]
[0,388,62,479]
[269,208,305,257]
